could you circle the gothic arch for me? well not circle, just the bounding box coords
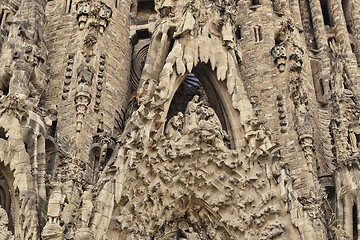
[163,63,245,149]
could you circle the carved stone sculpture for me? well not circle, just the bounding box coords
[0,207,13,240]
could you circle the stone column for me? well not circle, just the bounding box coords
[328,0,359,83]
[350,0,360,66]
[308,0,332,96]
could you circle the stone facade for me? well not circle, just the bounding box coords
[0,0,358,239]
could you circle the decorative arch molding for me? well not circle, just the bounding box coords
[0,110,41,239]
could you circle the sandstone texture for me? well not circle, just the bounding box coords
[0,0,358,239]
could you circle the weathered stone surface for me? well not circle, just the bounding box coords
[0,0,359,239]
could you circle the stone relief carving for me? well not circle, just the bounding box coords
[0,207,14,240]
[76,1,112,34]
[63,53,75,100]
[94,53,106,112]
[75,63,95,132]
[0,17,47,106]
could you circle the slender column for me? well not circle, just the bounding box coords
[289,0,303,30]
[308,0,331,96]
[328,0,359,83]
[351,0,360,66]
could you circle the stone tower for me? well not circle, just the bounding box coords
[0,0,359,239]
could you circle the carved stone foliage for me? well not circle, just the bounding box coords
[0,17,47,106]
[110,135,287,239]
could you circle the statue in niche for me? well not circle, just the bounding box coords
[0,207,13,240]
[178,221,201,240]
[348,125,360,154]
[76,63,95,87]
[183,95,202,134]
[80,186,93,228]
[165,112,184,141]
[198,106,222,131]
[47,183,65,224]
[174,2,197,37]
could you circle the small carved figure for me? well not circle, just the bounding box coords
[184,95,202,133]
[98,3,112,34]
[271,44,286,72]
[47,183,65,224]
[165,112,183,141]
[0,207,13,240]
[76,1,91,30]
[80,187,94,228]
[82,34,97,58]
[77,63,95,86]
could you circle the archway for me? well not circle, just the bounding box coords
[164,63,244,149]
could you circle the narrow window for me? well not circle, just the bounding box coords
[0,9,9,29]
[320,79,325,95]
[0,127,8,140]
[320,0,332,27]
[235,27,241,40]
[252,0,260,5]
[353,204,358,239]
[254,26,262,42]
[0,9,4,28]
[65,0,72,14]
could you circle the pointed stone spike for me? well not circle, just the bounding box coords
[199,36,209,64]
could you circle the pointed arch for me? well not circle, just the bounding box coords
[162,63,245,149]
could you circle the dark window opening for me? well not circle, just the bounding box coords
[251,0,260,5]
[50,121,57,138]
[353,204,358,239]
[0,127,8,140]
[254,26,262,42]
[320,79,325,95]
[24,143,28,153]
[2,86,8,96]
[235,28,241,40]
[134,0,156,24]
[320,0,332,27]
[0,9,4,28]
